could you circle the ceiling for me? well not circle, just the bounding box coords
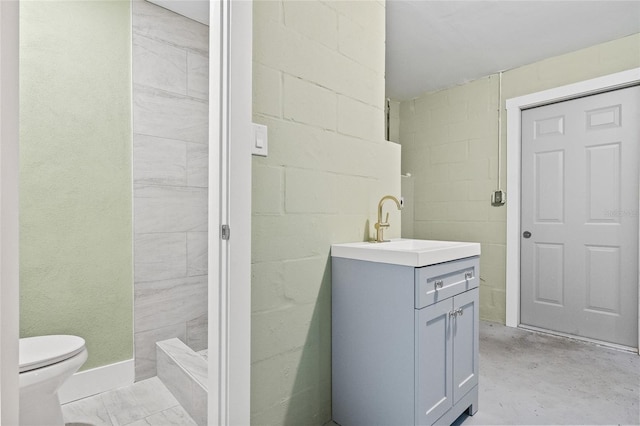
[386,1,640,101]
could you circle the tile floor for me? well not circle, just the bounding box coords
[62,377,197,426]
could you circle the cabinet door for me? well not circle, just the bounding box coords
[415,299,453,425]
[452,288,479,403]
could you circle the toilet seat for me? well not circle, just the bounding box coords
[19,335,86,373]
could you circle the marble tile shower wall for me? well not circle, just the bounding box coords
[132,0,209,380]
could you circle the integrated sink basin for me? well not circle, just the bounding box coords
[331,238,480,267]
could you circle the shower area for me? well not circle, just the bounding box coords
[132,1,209,423]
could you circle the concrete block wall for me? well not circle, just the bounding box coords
[252,1,400,424]
[400,75,504,322]
[132,0,209,380]
[388,99,400,143]
[399,33,640,323]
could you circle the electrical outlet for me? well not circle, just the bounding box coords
[491,190,506,206]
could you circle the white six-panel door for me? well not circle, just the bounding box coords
[521,86,640,348]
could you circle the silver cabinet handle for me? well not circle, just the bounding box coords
[434,280,444,290]
[449,308,464,318]
[465,272,473,280]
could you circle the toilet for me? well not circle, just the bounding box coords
[19,335,88,426]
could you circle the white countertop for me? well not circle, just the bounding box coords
[331,238,481,267]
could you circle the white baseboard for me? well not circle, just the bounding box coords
[58,358,134,404]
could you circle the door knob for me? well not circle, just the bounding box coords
[523,231,532,238]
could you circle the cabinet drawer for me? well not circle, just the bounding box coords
[415,257,479,309]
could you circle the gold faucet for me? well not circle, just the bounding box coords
[373,195,403,243]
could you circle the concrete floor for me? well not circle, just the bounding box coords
[328,321,640,425]
[453,321,640,425]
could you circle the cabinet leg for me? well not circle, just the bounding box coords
[467,402,478,416]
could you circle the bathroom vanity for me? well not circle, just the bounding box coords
[331,239,480,426]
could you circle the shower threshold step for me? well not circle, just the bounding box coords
[157,338,207,426]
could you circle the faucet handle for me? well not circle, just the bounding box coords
[385,212,389,223]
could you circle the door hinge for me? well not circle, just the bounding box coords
[221,224,230,240]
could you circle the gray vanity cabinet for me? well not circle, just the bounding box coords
[332,255,479,426]
[416,288,479,425]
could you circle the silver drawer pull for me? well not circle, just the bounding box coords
[434,280,444,290]
[465,272,473,280]
[456,308,463,316]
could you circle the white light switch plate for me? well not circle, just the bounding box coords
[252,123,268,156]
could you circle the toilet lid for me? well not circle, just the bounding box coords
[19,335,86,373]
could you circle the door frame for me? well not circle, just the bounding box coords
[208,0,252,423]
[0,1,20,424]
[505,68,640,352]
